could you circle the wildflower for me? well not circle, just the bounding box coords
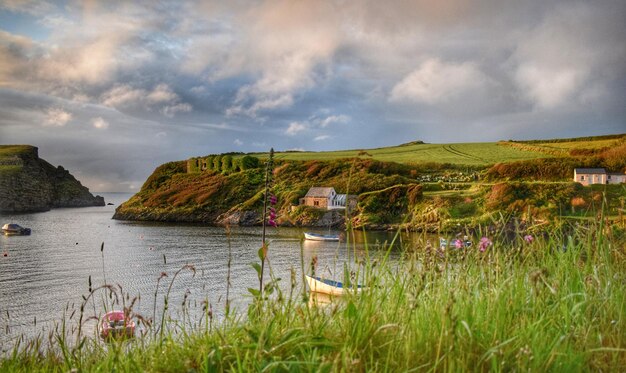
[269,194,278,205]
[524,234,534,243]
[479,237,492,252]
[454,239,463,249]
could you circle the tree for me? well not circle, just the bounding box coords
[221,155,233,173]
[241,155,260,170]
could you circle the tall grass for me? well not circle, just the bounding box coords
[1,218,624,372]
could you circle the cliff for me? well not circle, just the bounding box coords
[0,145,105,213]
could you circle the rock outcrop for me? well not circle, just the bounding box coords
[0,145,105,213]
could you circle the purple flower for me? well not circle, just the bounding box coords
[269,194,278,205]
[454,239,463,249]
[268,219,277,227]
[479,237,492,252]
[524,234,534,243]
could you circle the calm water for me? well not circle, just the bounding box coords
[0,193,418,349]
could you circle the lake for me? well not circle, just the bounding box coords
[1,193,422,349]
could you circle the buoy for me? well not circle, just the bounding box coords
[2,251,7,257]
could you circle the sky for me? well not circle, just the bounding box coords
[0,0,625,192]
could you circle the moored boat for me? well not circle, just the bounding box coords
[439,237,471,250]
[305,275,363,296]
[2,223,31,236]
[304,232,340,241]
[99,311,135,340]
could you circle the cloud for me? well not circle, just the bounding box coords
[44,107,72,127]
[184,1,341,117]
[91,117,109,129]
[162,103,192,118]
[101,85,145,107]
[314,135,331,141]
[511,2,626,109]
[319,114,350,127]
[147,84,179,104]
[0,0,55,16]
[100,83,192,117]
[286,121,307,136]
[390,58,489,104]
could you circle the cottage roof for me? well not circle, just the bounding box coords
[574,168,606,174]
[305,187,335,198]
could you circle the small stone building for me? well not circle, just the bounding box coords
[300,187,336,209]
[300,187,358,210]
[574,168,626,186]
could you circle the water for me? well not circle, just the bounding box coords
[0,193,420,349]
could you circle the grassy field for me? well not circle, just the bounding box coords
[535,138,621,150]
[246,135,623,166]
[0,145,33,158]
[249,142,551,166]
[1,219,624,372]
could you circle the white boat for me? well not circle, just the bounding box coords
[2,223,31,236]
[304,232,340,241]
[305,275,363,296]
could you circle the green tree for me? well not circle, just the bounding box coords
[241,155,260,170]
[213,155,223,171]
[221,155,233,173]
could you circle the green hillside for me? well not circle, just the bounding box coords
[246,134,625,166]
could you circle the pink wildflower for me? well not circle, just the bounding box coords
[524,234,534,243]
[479,237,492,252]
[454,239,463,249]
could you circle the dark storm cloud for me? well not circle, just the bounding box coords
[0,0,625,190]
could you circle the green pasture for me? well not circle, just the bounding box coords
[253,142,550,166]
[535,138,621,150]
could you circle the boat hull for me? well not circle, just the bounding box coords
[304,232,340,241]
[99,311,135,340]
[306,275,363,296]
[306,275,346,295]
[2,224,31,236]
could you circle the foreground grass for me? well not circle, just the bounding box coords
[2,223,625,372]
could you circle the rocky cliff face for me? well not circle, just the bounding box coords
[0,145,105,213]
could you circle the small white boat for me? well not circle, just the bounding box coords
[304,232,340,241]
[305,275,363,296]
[2,223,31,236]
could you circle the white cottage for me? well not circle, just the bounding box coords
[574,168,626,185]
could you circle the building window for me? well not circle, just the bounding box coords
[314,200,319,206]
[580,176,584,181]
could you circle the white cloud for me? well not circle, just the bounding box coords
[234,139,243,146]
[101,83,192,117]
[44,107,72,126]
[101,84,145,107]
[390,58,488,104]
[314,135,331,141]
[147,84,178,104]
[286,121,307,136]
[319,114,350,127]
[162,103,192,118]
[91,117,109,129]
